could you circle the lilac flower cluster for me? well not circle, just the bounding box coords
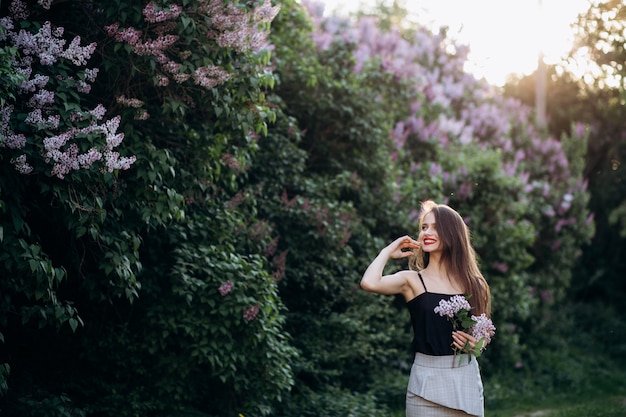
[193,65,233,90]
[470,313,496,345]
[218,280,233,296]
[142,2,182,24]
[272,250,287,282]
[433,295,472,319]
[11,20,95,67]
[0,106,28,151]
[243,304,260,321]
[221,153,241,171]
[40,113,136,179]
[116,95,145,108]
[114,95,150,120]
[104,0,279,94]
[37,0,52,9]
[202,0,281,53]
[1,0,136,178]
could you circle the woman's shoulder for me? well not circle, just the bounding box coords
[398,269,426,301]
[396,269,420,278]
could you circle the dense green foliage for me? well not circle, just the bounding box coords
[0,0,620,416]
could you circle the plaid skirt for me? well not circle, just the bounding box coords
[405,353,484,417]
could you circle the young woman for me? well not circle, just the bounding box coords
[361,200,491,417]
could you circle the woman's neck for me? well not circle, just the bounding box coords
[425,254,455,283]
[427,252,443,270]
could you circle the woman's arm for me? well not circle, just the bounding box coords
[360,235,420,295]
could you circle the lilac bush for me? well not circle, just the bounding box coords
[303,0,592,368]
[0,0,293,415]
[0,0,136,178]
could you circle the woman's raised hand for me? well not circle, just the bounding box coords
[361,235,421,296]
[385,235,420,259]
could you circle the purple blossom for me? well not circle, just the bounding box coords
[221,153,241,171]
[21,74,49,93]
[62,36,96,66]
[105,24,142,45]
[391,121,408,149]
[133,34,179,56]
[25,109,60,130]
[75,80,91,94]
[103,150,136,173]
[218,280,233,296]
[13,22,66,66]
[264,237,278,257]
[574,122,586,137]
[0,18,14,38]
[470,314,496,345]
[206,0,280,53]
[39,114,134,178]
[272,250,287,282]
[554,217,576,232]
[243,304,260,321]
[433,295,471,318]
[457,182,473,200]
[78,148,102,165]
[10,154,33,174]
[193,65,232,89]
[135,110,150,120]
[9,0,28,20]
[429,162,442,177]
[89,104,107,120]
[143,2,182,24]
[0,106,27,149]
[226,191,245,210]
[156,75,169,86]
[84,68,99,83]
[2,133,27,150]
[27,89,55,108]
[254,0,281,23]
[492,262,509,274]
[116,95,145,108]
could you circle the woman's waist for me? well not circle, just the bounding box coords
[412,352,473,368]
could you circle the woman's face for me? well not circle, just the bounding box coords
[419,211,441,252]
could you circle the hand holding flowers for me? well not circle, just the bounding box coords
[434,295,496,366]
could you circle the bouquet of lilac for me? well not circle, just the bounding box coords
[434,295,496,365]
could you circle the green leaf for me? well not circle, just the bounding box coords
[69,318,78,332]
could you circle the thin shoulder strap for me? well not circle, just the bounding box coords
[417,272,428,292]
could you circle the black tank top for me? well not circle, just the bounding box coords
[406,272,460,356]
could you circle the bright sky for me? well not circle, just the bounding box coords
[319,0,592,86]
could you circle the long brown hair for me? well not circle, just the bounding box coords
[409,200,491,316]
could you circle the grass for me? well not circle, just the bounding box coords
[488,394,626,417]
[485,368,626,417]
[390,381,626,417]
